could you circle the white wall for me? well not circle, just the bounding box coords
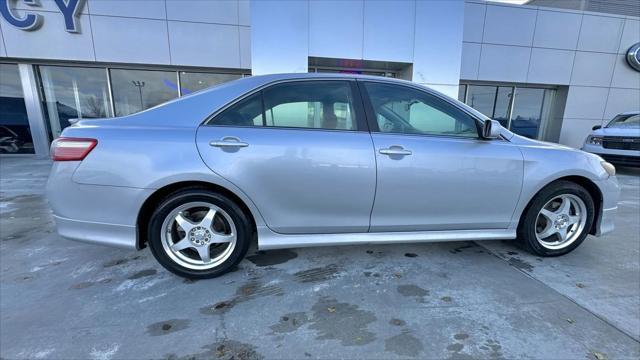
[0,0,250,69]
[461,0,640,148]
[250,0,308,74]
[251,0,465,99]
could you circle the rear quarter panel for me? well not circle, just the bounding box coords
[62,125,267,227]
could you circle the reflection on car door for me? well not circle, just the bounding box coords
[197,80,377,234]
[361,81,523,232]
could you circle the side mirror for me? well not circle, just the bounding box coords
[482,119,502,139]
[592,125,602,131]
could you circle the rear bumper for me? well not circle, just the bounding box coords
[47,162,152,249]
[53,215,137,249]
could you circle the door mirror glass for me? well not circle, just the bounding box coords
[482,119,502,139]
[592,125,602,131]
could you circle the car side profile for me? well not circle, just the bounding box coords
[46,73,619,279]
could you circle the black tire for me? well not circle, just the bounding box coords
[147,187,251,279]
[517,180,595,257]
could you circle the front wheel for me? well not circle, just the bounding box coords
[147,188,251,279]
[518,181,595,257]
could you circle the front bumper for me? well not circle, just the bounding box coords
[582,144,640,167]
[593,176,619,236]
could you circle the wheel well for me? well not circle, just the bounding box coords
[523,176,603,235]
[136,181,257,249]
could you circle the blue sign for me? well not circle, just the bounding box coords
[0,0,85,33]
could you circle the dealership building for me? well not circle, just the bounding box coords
[0,0,638,157]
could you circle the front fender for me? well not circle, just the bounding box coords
[510,145,611,230]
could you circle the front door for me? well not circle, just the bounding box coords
[197,80,376,234]
[361,81,523,232]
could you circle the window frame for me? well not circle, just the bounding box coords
[357,80,484,140]
[203,78,369,133]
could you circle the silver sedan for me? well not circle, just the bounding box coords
[47,73,619,279]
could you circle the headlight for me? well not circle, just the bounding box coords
[588,136,603,145]
[601,161,616,177]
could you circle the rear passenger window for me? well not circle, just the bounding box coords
[263,81,357,130]
[210,81,358,131]
[210,92,264,126]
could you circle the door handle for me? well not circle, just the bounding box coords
[379,146,412,156]
[209,136,249,148]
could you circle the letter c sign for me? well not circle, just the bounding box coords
[0,0,85,33]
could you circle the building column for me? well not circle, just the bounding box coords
[412,0,465,99]
[250,0,309,75]
[18,64,50,158]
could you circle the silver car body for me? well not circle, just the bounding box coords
[582,111,640,167]
[46,73,619,250]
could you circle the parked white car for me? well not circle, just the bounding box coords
[582,111,640,167]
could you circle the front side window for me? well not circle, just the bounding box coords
[210,81,358,131]
[364,82,477,137]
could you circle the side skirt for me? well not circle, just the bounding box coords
[257,226,517,250]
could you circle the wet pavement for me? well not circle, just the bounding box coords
[1,156,639,359]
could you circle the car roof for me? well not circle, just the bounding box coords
[618,111,640,116]
[93,72,487,129]
[199,72,420,93]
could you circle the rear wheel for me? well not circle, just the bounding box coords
[518,181,595,257]
[148,188,251,279]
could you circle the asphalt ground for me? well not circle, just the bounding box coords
[1,157,638,359]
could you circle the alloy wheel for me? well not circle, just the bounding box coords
[160,201,237,270]
[534,194,587,250]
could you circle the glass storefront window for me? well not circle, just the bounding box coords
[510,88,553,139]
[493,86,513,128]
[39,66,112,139]
[179,72,242,95]
[0,64,34,154]
[462,83,555,140]
[110,69,179,116]
[458,85,466,102]
[466,85,496,119]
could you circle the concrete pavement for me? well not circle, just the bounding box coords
[1,157,638,359]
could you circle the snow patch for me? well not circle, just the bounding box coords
[138,292,168,303]
[90,344,120,360]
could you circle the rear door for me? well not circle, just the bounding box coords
[196,79,376,234]
[361,81,523,232]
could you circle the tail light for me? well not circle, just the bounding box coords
[51,137,97,161]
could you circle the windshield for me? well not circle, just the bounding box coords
[607,114,640,129]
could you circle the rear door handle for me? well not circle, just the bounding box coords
[379,146,412,156]
[209,136,249,148]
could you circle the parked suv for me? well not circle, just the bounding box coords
[582,111,640,167]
